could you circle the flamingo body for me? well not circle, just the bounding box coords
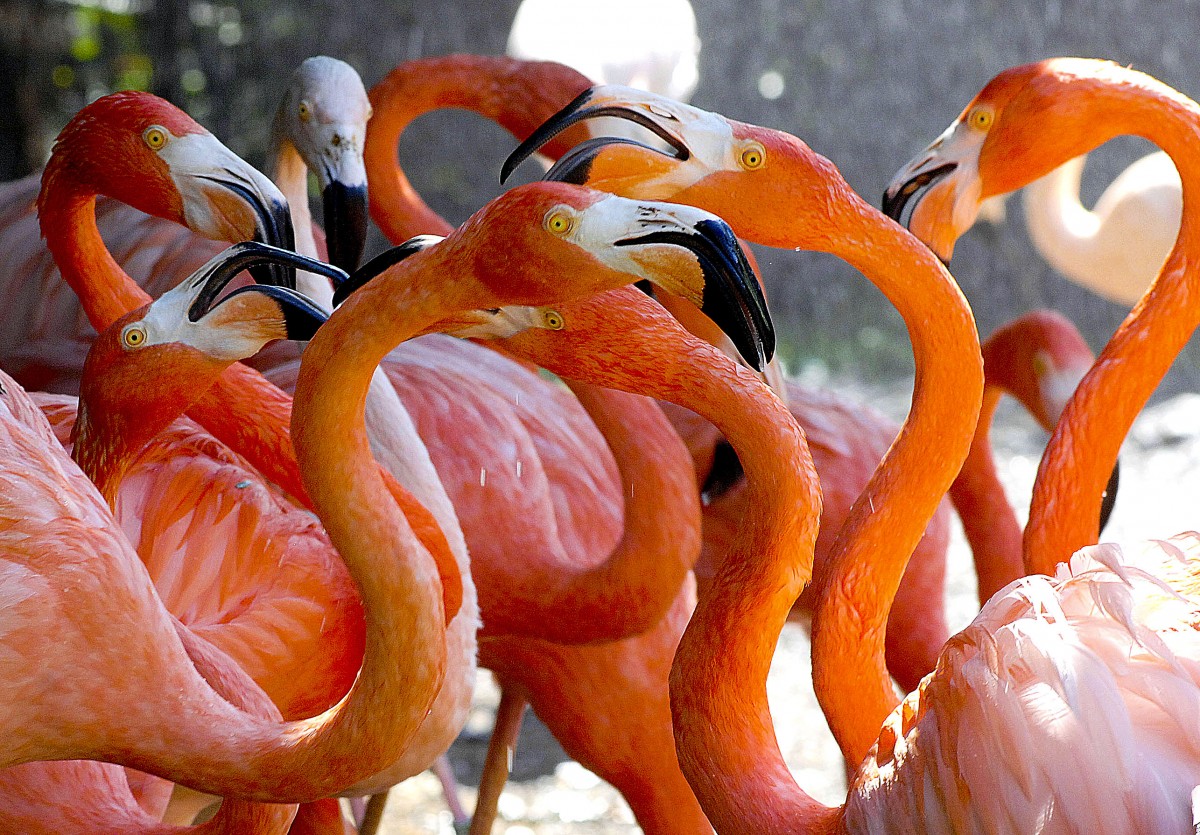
[848,534,1200,835]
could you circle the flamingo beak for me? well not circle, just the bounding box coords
[501,86,691,185]
[617,215,774,371]
[881,159,959,243]
[171,131,299,288]
[332,234,443,307]
[322,180,368,272]
[311,138,369,273]
[182,241,344,334]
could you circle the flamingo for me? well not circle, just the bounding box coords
[510,78,1200,832]
[471,279,835,834]
[30,92,474,835]
[28,89,480,835]
[1021,150,1180,306]
[953,309,1103,602]
[355,56,740,832]
[882,58,1200,573]
[0,242,449,802]
[0,245,338,834]
[502,86,970,692]
[5,99,466,805]
[0,57,372,397]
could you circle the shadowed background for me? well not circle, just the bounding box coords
[3,0,1196,389]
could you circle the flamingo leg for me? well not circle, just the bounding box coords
[357,792,389,834]
[468,687,528,835]
[432,754,471,833]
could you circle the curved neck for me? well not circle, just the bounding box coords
[502,379,699,643]
[39,175,313,505]
[1021,155,1104,279]
[503,289,838,832]
[1024,78,1200,573]
[365,54,590,242]
[809,188,983,766]
[119,249,455,801]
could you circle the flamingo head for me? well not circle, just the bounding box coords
[883,58,1127,262]
[500,85,854,252]
[341,181,775,370]
[275,56,371,272]
[982,309,1094,431]
[42,90,296,286]
[73,243,337,482]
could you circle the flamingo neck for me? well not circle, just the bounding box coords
[267,137,334,308]
[669,324,837,833]
[39,161,312,504]
[365,54,589,242]
[39,182,152,331]
[1024,78,1200,572]
[809,188,983,766]
[504,290,836,831]
[948,387,1024,603]
[1021,156,1106,280]
[493,378,700,643]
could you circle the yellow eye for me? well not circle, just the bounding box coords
[541,309,565,330]
[143,126,168,150]
[966,105,995,131]
[298,101,312,122]
[544,208,575,236]
[1032,351,1051,378]
[121,323,147,349]
[739,143,766,170]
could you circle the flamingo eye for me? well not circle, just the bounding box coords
[739,142,766,170]
[121,323,148,349]
[544,208,575,236]
[298,101,312,122]
[143,126,168,150]
[966,105,995,131]
[541,309,565,330]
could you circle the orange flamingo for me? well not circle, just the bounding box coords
[31,93,475,833]
[519,76,1200,832]
[952,308,1101,601]
[0,246,338,833]
[476,280,827,834]
[502,86,971,692]
[501,84,982,763]
[356,56,716,832]
[326,179,763,832]
[0,57,369,396]
[0,254,438,804]
[0,166,456,811]
[882,58,1195,573]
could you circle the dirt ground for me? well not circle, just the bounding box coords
[371,385,1200,834]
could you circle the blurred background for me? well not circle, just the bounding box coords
[4,0,1200,389]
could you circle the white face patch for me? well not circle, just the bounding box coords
[133,253,277,363]
[581,87,738,195]
[899,118,990,233]
[559,193,721,285]
[1039,355,1089,422]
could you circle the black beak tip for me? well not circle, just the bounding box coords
[322,182,369,273]
[501,87,597,184]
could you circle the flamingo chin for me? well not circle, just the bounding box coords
[850,532,1200,835]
